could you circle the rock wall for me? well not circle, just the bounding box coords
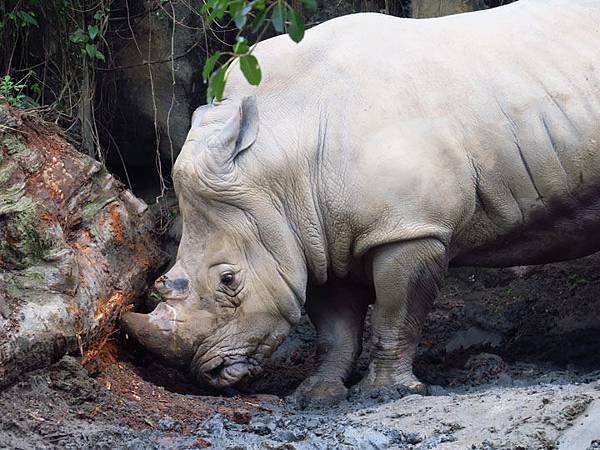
[411,0,515,18]
[0,101,166,388]
[411,0,473,17]
[102,0,210,174]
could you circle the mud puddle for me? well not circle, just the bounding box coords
[2,256,600,449]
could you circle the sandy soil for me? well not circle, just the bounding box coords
[1,256,600,449]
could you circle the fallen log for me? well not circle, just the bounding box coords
[0,101,165,388]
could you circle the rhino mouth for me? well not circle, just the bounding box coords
[199,355,260,387]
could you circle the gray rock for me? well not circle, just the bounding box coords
[274,428,307,442]
[158,417,181,432]
[200,414,226,438]
[249,414,277,435]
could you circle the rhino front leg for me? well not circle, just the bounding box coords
[359,238,447,394]
[293,281,371,401]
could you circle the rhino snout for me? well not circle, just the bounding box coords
[198,356,256,388]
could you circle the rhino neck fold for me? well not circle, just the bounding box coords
[278,131,331,287]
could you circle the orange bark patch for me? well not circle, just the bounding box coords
[40,157,67,201]
[39,211,57,223]
[72,230,94,255]
[82,290,132,372]
[109,204,124,243]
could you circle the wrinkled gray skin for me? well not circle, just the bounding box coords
[123,0,600,400]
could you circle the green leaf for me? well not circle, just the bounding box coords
[228,0,242,24]
[272,2,285,33]
[203,51,222,82]
[233,39,249,55]
[301,0,318,12]
[200,1,212,14]
[253,0,266,11]
[31,83,42,96]
[233,2,252,28]
[85,43,97,58]
[287,9,305,43]
[94,9,107,20]
[239,55,261,85]
[69,29,88,43]
[250,7,268,33]
[206,1,228,24]
[208,64,228,102]
[16,10,38,27]
[95,50,106,62]
[88,24,99,40]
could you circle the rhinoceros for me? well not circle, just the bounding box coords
[122,0,600,400]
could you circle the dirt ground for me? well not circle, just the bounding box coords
[1,255,600,449]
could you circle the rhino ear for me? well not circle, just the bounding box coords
[205,96,259,175]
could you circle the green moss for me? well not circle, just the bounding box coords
[82,196,116,223]
[3,134,30,157]
[0,161,17,186]
[0,183,29,214]
[0,184,57,269]
[17,205,53,262]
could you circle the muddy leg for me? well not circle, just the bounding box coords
[359,238,447,394]
[293,281,371,401]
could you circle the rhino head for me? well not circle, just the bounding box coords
[122,96,307,388]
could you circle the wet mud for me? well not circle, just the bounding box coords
[2,255,600,449]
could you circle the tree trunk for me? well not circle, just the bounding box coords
[0,101,166,388]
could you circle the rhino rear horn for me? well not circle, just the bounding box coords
[205,96,259,176]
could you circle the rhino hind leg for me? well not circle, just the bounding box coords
[293,281,371,402]
[358,238,448,395]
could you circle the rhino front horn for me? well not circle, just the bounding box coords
[121,303,177,359]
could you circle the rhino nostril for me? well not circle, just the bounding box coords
[165,278,189,291]
[205,362,225,380]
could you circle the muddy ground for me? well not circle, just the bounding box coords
[1,256,600,449]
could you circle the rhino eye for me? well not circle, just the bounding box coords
[220,272,235,286]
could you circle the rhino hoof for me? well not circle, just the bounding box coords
[289,375,348,407]
[349,378,428,402]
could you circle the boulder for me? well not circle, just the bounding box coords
[0,101,165,388]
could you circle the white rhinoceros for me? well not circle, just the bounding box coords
[123,0,600,400]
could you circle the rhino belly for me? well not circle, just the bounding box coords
[452,190,600,268]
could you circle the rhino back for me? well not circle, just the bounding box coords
[223,0,600,274]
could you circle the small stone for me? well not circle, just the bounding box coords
[158,417,182,432]
[342,426,391,449]
[305,417,320,429]
[201,414,226,437]
[249,415,277,435]
[274,428,306,442]
[403,432,424,445]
